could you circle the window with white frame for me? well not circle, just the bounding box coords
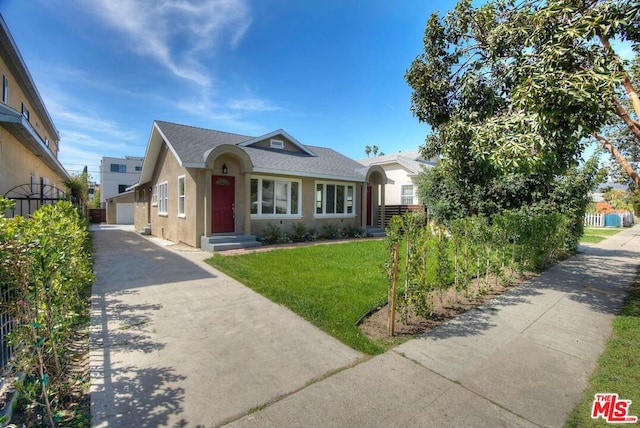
[315,181,356,216]
[401,185,414,205]
[158,182,168,215]
[152,185,158,206]
[177,176,185,217]
[250,176,300,216]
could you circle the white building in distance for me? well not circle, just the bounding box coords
[357,150,437,205]
[100,156,143,207]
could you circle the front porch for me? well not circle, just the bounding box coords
[200,233,261,252]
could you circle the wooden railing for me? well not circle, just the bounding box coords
[377,205,425,228]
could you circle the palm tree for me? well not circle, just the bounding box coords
[365,145,372,158]
[372,145,378,156]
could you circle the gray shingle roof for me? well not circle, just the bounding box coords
[155,121,253,164]
[357,150,437,175]
[155,121,368,181]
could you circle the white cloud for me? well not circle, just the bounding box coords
[228,97,280,112]
[81,0,252,87]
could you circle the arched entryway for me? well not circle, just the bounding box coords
[362,165,387,230]
[203,145,253,236]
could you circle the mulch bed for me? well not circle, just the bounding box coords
[359,270,537,347]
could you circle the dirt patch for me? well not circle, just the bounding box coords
[359,270,537,345]
[10,327,90,426]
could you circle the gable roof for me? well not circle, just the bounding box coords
[357,150,437,176]
[239,129,316,156]
[137,121,373,184]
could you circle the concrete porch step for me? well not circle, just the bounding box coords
[139,224,152,235]
[366,227,386,238]
[201,234,262,252]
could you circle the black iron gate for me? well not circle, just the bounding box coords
[3,181,71,218]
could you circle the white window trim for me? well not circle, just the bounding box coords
[401,184,415,205]
[314,181,357,218]
[250,175,302,219]
[158,181,168,216]
[152,185,158,206]
[177,175,186,218]
[270,139,285,149]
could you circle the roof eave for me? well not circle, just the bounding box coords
[252,167,366,182]
[0,104,69,180]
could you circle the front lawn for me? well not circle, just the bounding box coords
[206,240,389,355]
[565,269,640,427]
[581,227,622,244]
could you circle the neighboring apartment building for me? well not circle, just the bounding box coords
[0,14,69,207]
[357,150,437,205]
[99,156,143,207]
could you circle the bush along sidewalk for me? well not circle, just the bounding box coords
[0,197,94,427]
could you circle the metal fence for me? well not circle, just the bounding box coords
[0,285,14,373]
[3,182,71,218]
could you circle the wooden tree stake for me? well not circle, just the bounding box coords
[388,241,399,337]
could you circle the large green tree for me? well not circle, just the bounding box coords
[406,0,640,188]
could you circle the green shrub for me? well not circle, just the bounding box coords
[320,223,340,240]
[291,222,313,242]
[0,200,93,426]
[341,224,365,239]
[258,223,291,245]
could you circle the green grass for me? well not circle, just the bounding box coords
[206,240,390,355]
[565,271,640,427]
[581,227,622,244]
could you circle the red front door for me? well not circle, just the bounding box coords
[212,175,235,233]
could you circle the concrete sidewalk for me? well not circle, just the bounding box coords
[229,226,640,427]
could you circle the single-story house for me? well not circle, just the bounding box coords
[131,121,387,249]
[357,150,437,205]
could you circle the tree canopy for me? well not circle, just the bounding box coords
[406,0,640,185]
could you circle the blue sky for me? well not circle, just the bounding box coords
[1,0,459,182]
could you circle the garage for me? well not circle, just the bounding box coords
[115,203,134,224]
[106,190,136,225]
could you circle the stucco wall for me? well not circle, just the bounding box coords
[140,144,199,247]
[0,127,65,195]
[134,184,150,229]
[382,165,418,205]
[100,156,143,204]
[0,58,60,158]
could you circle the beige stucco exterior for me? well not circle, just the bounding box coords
[0,126,65,194]
[0,16,68,201]
[134,136,387,248]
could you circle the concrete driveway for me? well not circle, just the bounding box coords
[90,225,362,427]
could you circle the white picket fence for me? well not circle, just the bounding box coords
[584,211,634,227]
